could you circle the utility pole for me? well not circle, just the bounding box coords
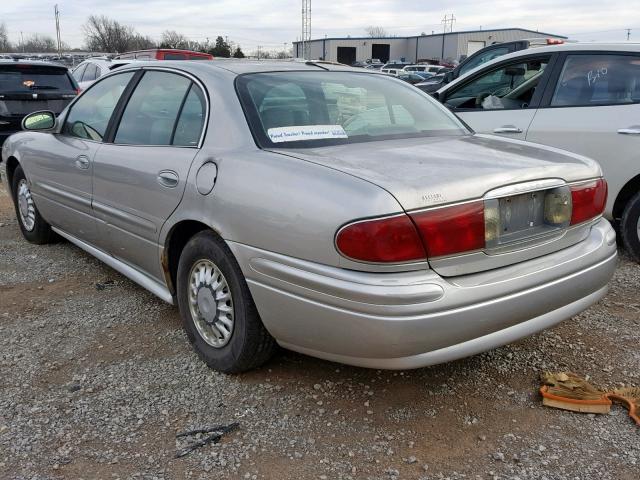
[257,45,261,60]
[54,4,62,57]
[301,0,311,59]
[626,28,631,41]
[20,31,24,52]
[441,13,456,33]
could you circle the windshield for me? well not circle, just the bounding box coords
[236,71,467,148]
[0,65,74,92]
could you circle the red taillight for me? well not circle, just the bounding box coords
[570,178,607,225]
[410,201,485,258]
[336,215,426,263]
[75,88,82,95]
[547,38,564,45]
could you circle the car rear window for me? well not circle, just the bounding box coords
[0,65,74,92]
[236,71,467,148]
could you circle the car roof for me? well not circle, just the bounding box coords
[0,59,69,69]
[439,42,640,93]
[114,59,365,76]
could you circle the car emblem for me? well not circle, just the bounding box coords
[23,80,35,88]
[32,93,38,99]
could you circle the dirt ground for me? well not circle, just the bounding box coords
[0,183,638,480]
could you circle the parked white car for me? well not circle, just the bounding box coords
[404,64,447,75]
[71,57,137,90]
[435,43,640,261]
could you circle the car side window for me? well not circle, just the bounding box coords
[114,71,192,145]
[445,57,549,110]
[72,64,87,82]
[551,54,640,107]
[172,85,206,146]
[82,64,99,82]
[62,72,135,142]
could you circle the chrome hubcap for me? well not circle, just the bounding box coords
[17,180,36,232]
[188,259,234,348]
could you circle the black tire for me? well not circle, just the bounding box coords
[176,230,277,373]
[621,191,640,263]
[11,165,55,245]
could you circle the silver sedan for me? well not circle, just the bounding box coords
[1,60,617,373]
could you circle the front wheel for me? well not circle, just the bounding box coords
[621,191,640,263]
[11,165,55,244]
[176,231,277,373]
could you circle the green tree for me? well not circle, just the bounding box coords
[209,36,231,58]
[232,46,245,58]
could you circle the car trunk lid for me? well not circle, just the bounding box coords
[269,134,603,275]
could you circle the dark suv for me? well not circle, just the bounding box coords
[0,60,78,145]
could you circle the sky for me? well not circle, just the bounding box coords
[1,0,639,52]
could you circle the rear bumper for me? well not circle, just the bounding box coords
[229,218,617,369]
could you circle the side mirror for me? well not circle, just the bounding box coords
[22,111,56,131]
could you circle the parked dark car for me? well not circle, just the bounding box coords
[0,60,78,145]
[396,72,426,85]
[419,39,564,93]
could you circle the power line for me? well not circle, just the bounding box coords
[441,14,456,33]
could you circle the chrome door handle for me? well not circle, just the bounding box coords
[75,155,90,170]
[493,125,523,134]
[617,127,640,135]
[157,170,179,188]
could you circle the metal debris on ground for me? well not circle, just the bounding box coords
[95,279,115,291]
[540,372,640,426]
[175,422,240,458]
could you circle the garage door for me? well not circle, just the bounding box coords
[467,41,486,56]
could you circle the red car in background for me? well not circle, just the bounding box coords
[114,49,213,60]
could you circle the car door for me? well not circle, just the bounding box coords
[526,51,640,220]
[91,69,207,281]
[22,71,135,245]
[439,54,556,140]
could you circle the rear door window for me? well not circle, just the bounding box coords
[0,65,75,92]
[172,85,206,146]
[62,72,135,141]
[551,54,640,106]
[81,63,99,82]
[114,71,192,145]
[72,64,87,82]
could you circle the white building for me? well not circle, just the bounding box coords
[293,28,566,65]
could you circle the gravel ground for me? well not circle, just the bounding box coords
[0,182,638,480]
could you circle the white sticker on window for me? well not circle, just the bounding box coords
[267,125,348,143]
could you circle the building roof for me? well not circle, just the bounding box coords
[293,27,567,44]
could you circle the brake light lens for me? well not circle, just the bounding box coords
[547,38,564,45]
[410,201,485,258]
[570,179,607,225]
[75,88,82,95]
[336,215,426,263]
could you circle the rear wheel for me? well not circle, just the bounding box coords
[176,231,276,373]
[621,192,640,263]
[11,166,55,244]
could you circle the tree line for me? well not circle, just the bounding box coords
[0,17,247,58]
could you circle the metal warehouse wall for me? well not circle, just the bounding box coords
[295,29,566,64]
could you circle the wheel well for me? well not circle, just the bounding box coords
[613,174,640,221]
[163,220,211,295]
[5,156,19,192]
